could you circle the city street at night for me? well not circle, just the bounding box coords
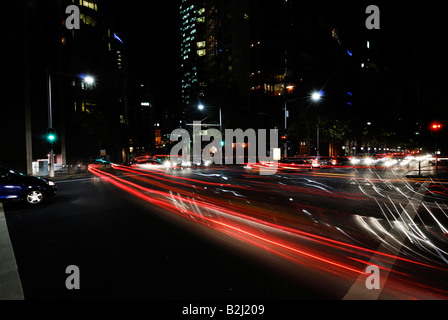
[3,162,448,302]
[3,0,448,311]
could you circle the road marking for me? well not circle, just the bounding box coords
[343,182,427,300]
[0,203,24,300]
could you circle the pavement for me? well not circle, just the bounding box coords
[41,171,92,182]
[0,203,24,300]
[405,165,448,179]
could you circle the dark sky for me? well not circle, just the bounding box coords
[111,1,448,120]
[113,1,181,109]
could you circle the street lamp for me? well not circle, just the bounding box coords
[311,91,323,102]
[84,75,95,85]
[283,90,324,158]
[197,104,222,133]
[47,71,95,177]
[311,91,324,158]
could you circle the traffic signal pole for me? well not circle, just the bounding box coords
[47,71,55,178]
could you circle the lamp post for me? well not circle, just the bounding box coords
[197,104,222,133]
[311,91,323,158]
[283,91,323,158]
[47,71,95,177]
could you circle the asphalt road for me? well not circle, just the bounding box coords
[3,174,323,300]
[3,164,448,301]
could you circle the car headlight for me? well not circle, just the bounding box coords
[182,161,192,167]
[47,180,55,186]
[204,160,212,167]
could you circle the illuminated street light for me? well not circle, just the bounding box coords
[47,71,96,177]
[197,104,222,132]
[84,75,95,85]
[311,91,323,102]
[282,91,324,158]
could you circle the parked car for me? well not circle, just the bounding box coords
[0,166,57,205]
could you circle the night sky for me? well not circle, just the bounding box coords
[113,1,180,111]
[112,1,448,121]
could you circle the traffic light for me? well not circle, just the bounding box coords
[281,134,287,143]
[47,128,56,146]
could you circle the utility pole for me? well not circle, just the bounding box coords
[24,0,33,175]
[47,71,55,178]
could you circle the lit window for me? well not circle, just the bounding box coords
[80,13,96,26]
[197,49,206,56]
[196,41,205,49]
[81,0,96,10]
[197,17,205,23]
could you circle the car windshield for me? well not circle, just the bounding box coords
[1,168,25,177]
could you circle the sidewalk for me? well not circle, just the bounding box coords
[0,203,24,300]
[405,165,448,179]
[40,170,92,182]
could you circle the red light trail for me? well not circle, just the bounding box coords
[88,164,448,299]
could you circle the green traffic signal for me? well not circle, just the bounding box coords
[47,128,56,144]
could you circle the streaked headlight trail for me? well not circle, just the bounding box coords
[89,163,448,299]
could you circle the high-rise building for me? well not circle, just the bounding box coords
[179,0,206,115]
[176,1,415,156]
[56,0,131,164]
[9,0,133,171]
[177,0,359,133]
[178,0,251,129]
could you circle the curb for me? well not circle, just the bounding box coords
[0,203,24,300]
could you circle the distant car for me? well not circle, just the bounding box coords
[330,157,352,166]
[376,155,406,167]
[135,159,162,166]
[348,154,378,166]
[0,166,57,205]
[281,158,308,165]
[192,159,213,167]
